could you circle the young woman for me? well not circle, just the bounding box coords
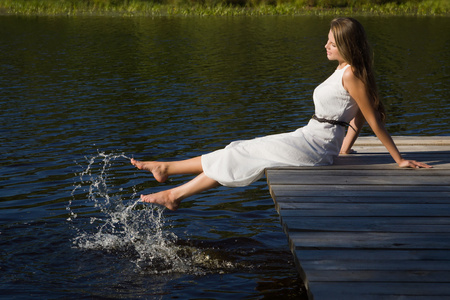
[131,17,431,211]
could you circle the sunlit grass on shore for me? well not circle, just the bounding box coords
[0,0,448,16]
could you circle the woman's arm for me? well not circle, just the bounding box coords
[340,109,365,154]
[342,68,431,168]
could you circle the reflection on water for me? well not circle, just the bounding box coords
[0,15,448,299]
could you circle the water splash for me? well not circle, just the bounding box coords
[67,151,186,273]
[68,151,136,221]
[67,151,239,275]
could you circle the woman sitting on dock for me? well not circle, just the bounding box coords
[131,17,431,211]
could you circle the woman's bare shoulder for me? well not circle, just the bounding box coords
[343,65,357,80]
[343,66,365,91]
[342,66,359,91]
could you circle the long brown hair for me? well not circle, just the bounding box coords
[330,17,385,121]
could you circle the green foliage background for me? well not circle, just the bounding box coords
[0,0,448,16]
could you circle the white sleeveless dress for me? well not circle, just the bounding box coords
[201,65,359,187]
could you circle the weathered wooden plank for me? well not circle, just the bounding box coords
[273,195,450,204]
[354,136,450,146]
[306,270,450,282]
[295,249,450,261]
[340,150,450,156]
[282,216,450,232]
[267,173,449,186]
[267,169,450,176]
[288,232,450,249]
[277,205,450,217]
[267,150,450,168]
[351,149,450,155]
[270,183,450,190]
[269,184,450,196]
[272,192,450,201]
[269,156,450,169]
[300,259,450,271]
[348,146,450,154]
[309,282,450,299]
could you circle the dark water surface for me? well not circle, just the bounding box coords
[1,15,449,299]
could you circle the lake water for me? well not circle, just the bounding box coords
[1,15,449,299]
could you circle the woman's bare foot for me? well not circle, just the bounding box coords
[140,190,180,211]
[131,158,168,183]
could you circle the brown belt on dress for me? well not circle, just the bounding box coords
[311,114,356,131]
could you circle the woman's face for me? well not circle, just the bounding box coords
[325,30,344,63]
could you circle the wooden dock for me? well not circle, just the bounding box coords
[265,136,450,300]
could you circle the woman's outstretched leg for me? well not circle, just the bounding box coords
[140,173,219,211]
[131,156,203,183]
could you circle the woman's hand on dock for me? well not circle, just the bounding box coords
[398,159,432,169]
